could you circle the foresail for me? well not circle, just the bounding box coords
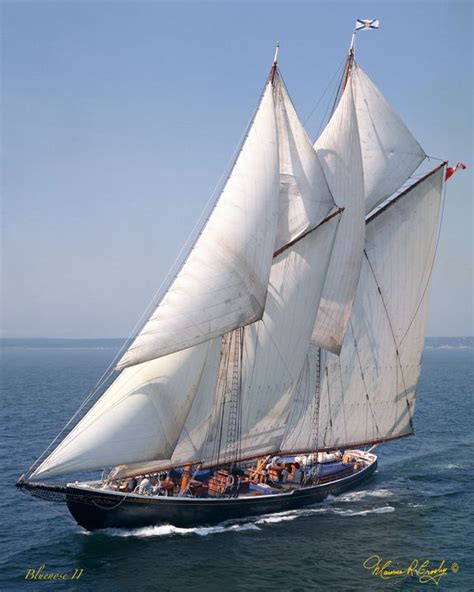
[117,81,280,369]
[163,212,341,468]
[30,339,221,479]
[280,343,321,452]
[352,63,426,213]
[282,164,445,453]
[273,73,336,249]
[312,77,365,354]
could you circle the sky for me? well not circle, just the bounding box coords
[1,0,472,338]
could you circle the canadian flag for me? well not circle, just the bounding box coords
[445,162,467,180]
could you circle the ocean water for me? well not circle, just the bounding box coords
[0,339,472,591]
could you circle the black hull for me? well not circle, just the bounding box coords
[64,460,377,531]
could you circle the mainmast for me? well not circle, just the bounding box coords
[332,19,379,113]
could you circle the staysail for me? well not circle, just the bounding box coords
[116,81,280,369]
[281,164,445,453]
[311,75,366,354]
[30,339,222,480]
[352,63,426,213]
[273,73,336,249]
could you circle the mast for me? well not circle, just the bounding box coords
[269,41,280,84]
[332,19,379,114]
[341,33,355,95]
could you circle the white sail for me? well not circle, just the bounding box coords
[117,82,280,369]
[312,77,366,354]
[280,343,321,452]
[273,73,336,249]
[164,213,341,467]
[30,338,221,479]
[281,165,445,452]
[352,63,426,213]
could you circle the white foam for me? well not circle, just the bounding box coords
[100,522,260,538]
[86,494,396,538]
[255,512,300,525]
[332,506,395,516]
[338,489,394,502]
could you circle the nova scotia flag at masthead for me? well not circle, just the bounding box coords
[355,19,380,31]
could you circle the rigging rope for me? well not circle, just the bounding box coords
[349,318,382,441]
[362,251,414,433]
[302,57,346,126]
[337,357,349,444]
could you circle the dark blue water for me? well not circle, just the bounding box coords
[1,339,473,591]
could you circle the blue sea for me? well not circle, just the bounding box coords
[0,338,472,591]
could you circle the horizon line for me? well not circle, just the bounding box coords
[1,336,473,341]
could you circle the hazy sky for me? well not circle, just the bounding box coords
[1,0,472,338]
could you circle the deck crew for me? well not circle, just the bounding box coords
[127,477,137,492]
[292,463,302,484]
[137,476,152,494]
[281,466,290,483]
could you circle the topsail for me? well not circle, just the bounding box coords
[352,63,426,213]
[311,75,366,354]
[273,73,336,248]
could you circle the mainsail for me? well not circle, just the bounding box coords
[282,164,445,453]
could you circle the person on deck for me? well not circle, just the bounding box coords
[137,477,152,495]
[292,463,302,484]
[151,477,164,496]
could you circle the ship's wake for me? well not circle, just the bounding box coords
[89,490,396,538]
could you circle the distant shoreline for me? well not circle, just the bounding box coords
[1,337,473,350]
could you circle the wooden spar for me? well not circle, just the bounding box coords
[273,206,344,258]
[367,161,447,223]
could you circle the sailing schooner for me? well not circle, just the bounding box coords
[17,23,463,531]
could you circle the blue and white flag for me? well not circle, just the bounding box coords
[355,19,380,31]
